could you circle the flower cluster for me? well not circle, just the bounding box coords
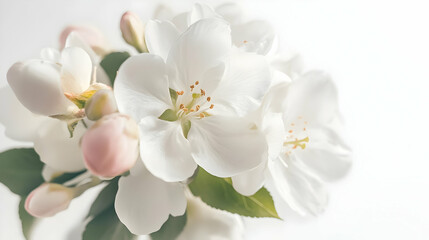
[0,2,352,240]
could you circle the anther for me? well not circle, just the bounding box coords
[195,81,199,85]
[179,104,184,109]
[199,113,205,118]
[207,97,211,102]
[210,104,214,109]
[195,105,200,111]
[200,89,206,96]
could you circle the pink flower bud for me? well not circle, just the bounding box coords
[59,25,109,56]
[25,183,74,218]
[81,113,139,178]
[120,11,147,52]
[85,89,118,121]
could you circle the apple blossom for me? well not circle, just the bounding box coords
[7,46,92,116]
[81,113,139,178]
[232,71,352,216]
[115,18,270,182]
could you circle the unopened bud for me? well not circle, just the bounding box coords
[25,183,74,218]
[85,89,118,121]
[81,113,139,178]
[120,11,147,53]
[59,25,109,56]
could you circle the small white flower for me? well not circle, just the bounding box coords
[232,71,352,217]
[115,18,271,182]
[0,33,106,173]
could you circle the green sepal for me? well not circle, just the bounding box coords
[159,109,178,122]
[181,120,191,139]
[188,168,280,219]
[169,88,178,105]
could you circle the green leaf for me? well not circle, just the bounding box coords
[159,109,178,122]
[188,168,280,219]
[18,198,36,240]
[150,213,187,240]
[83,178,137,240]
[100,52,131,85]
[83,208,137,240]
[86,178,118,218]
[50,170,86,185]
[0,148,44,196]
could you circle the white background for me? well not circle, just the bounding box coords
[1,0,428,239]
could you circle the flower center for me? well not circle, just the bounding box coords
[283,116,310,155]
[174,81,214,120]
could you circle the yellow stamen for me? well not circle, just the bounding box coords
[284,137,309,150]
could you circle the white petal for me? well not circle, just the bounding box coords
[216,2,244,25]
[65,32,99,63]
[267,155,328,216]
[153,4,175,21]
[295,124,352,181]
[60,47,92,94]
[34,119,86,172]
[211,51,271,117]
[167,18,231,92]
[114,54,172,121]
[270,54,304,79]
[231,21,275,55]
[171,13,188,33]
[40,48,60,62]
[138,116,197,182]
[188,116,267,177]
[145,20,180,61]
[284,71,339,124]
[115,162,186,235]
[0,86,46,141]
[7,59,73,116]
[232,161,266,196]
[177,196,244,240]
[188,3,220,26]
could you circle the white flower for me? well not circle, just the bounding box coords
[232,71,352,217]
[115,161,186,235]
[177,195,244,240]
[7,46,92,116]
[114,18,271,182]
[0,33,106,173]
[152,3,276,55]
